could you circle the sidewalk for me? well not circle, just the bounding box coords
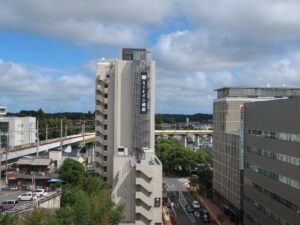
[188,188,233,225]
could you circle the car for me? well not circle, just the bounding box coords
[0,200,18,212]
[202,212,211,223]
[18,192,36,201]
[34,189,47,197]
[192,200,200,209]
[200,208,208,216]
[186,205,194,213]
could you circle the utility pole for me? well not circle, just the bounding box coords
[60,117,63,151]
[82,120,85,143]
[5,147,8,184]
[36,120,39,156]
[65,124,68,137]
[45,124,48,140]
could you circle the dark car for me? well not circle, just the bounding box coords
[200,208,208,217]
[202,212,211,223]
[186,205,194,213]
[0,200,18,212]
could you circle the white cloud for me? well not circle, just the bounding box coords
[179,0,300,39]
[152,30,279,71]
[0,59,94,112]
[0,0,176,45]
[155,52,300,113]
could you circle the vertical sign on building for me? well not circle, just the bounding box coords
[239,105,244,170]
[140,72,148,114]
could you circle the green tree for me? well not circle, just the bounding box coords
[156,138,196,175]
[24,209,48,225]
[0,214,18,225]
[58,159,87,186]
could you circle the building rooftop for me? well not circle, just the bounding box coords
[215,87,300,98]
[17,157,51,166]
[0,105,7,116]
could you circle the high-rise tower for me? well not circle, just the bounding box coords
[95,49,162,225]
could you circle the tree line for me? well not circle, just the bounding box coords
[8,109,95,141]
[155,113,213,124]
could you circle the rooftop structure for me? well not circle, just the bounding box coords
[215,87,300,98]
[0,105,7,116]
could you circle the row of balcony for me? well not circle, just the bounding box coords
[135,163,155,224]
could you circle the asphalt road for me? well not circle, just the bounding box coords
[164,177,210,225]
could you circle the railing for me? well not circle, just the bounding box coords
[0,133,95,154]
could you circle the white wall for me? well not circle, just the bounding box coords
[0,116,36,147]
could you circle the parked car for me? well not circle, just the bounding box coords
[186,205,194,213]
[200,208,208,217]
[0,200,18,212]
[202,212,211,223]
[34,189,47,197]
[192,200,200,209]
[18,192,36,201]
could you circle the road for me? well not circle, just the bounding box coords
[164,177,210,225]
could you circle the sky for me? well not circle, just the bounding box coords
[1,0,300,114]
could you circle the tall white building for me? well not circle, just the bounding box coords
[95,49,162,225]
[0,115,36,148]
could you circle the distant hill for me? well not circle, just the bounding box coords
[155,113,212,124]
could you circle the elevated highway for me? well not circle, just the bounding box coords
[155,130,212,136]
[0,133,95,163]
[155,130,213,147]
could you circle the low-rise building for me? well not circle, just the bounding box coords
[0,116,36,147]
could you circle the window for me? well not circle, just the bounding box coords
[246,162,300,190]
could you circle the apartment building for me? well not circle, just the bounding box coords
[243,97,300,225]
[0,116,36,148]
[212,87,300,224]
[95,48,162,225]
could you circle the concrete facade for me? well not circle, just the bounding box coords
[212,87,300,224]
[95,49,162,225]
[0,116,36,147]
[243,97,300,225]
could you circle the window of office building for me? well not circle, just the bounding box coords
[246,146,300,166]
[246,162,300,190]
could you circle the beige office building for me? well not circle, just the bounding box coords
[95,49,162,225]
[213,87,300,224]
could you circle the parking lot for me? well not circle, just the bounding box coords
[0,189,50,213]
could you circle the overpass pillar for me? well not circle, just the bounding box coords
[181,135,187,147]
[195,135,200,146]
